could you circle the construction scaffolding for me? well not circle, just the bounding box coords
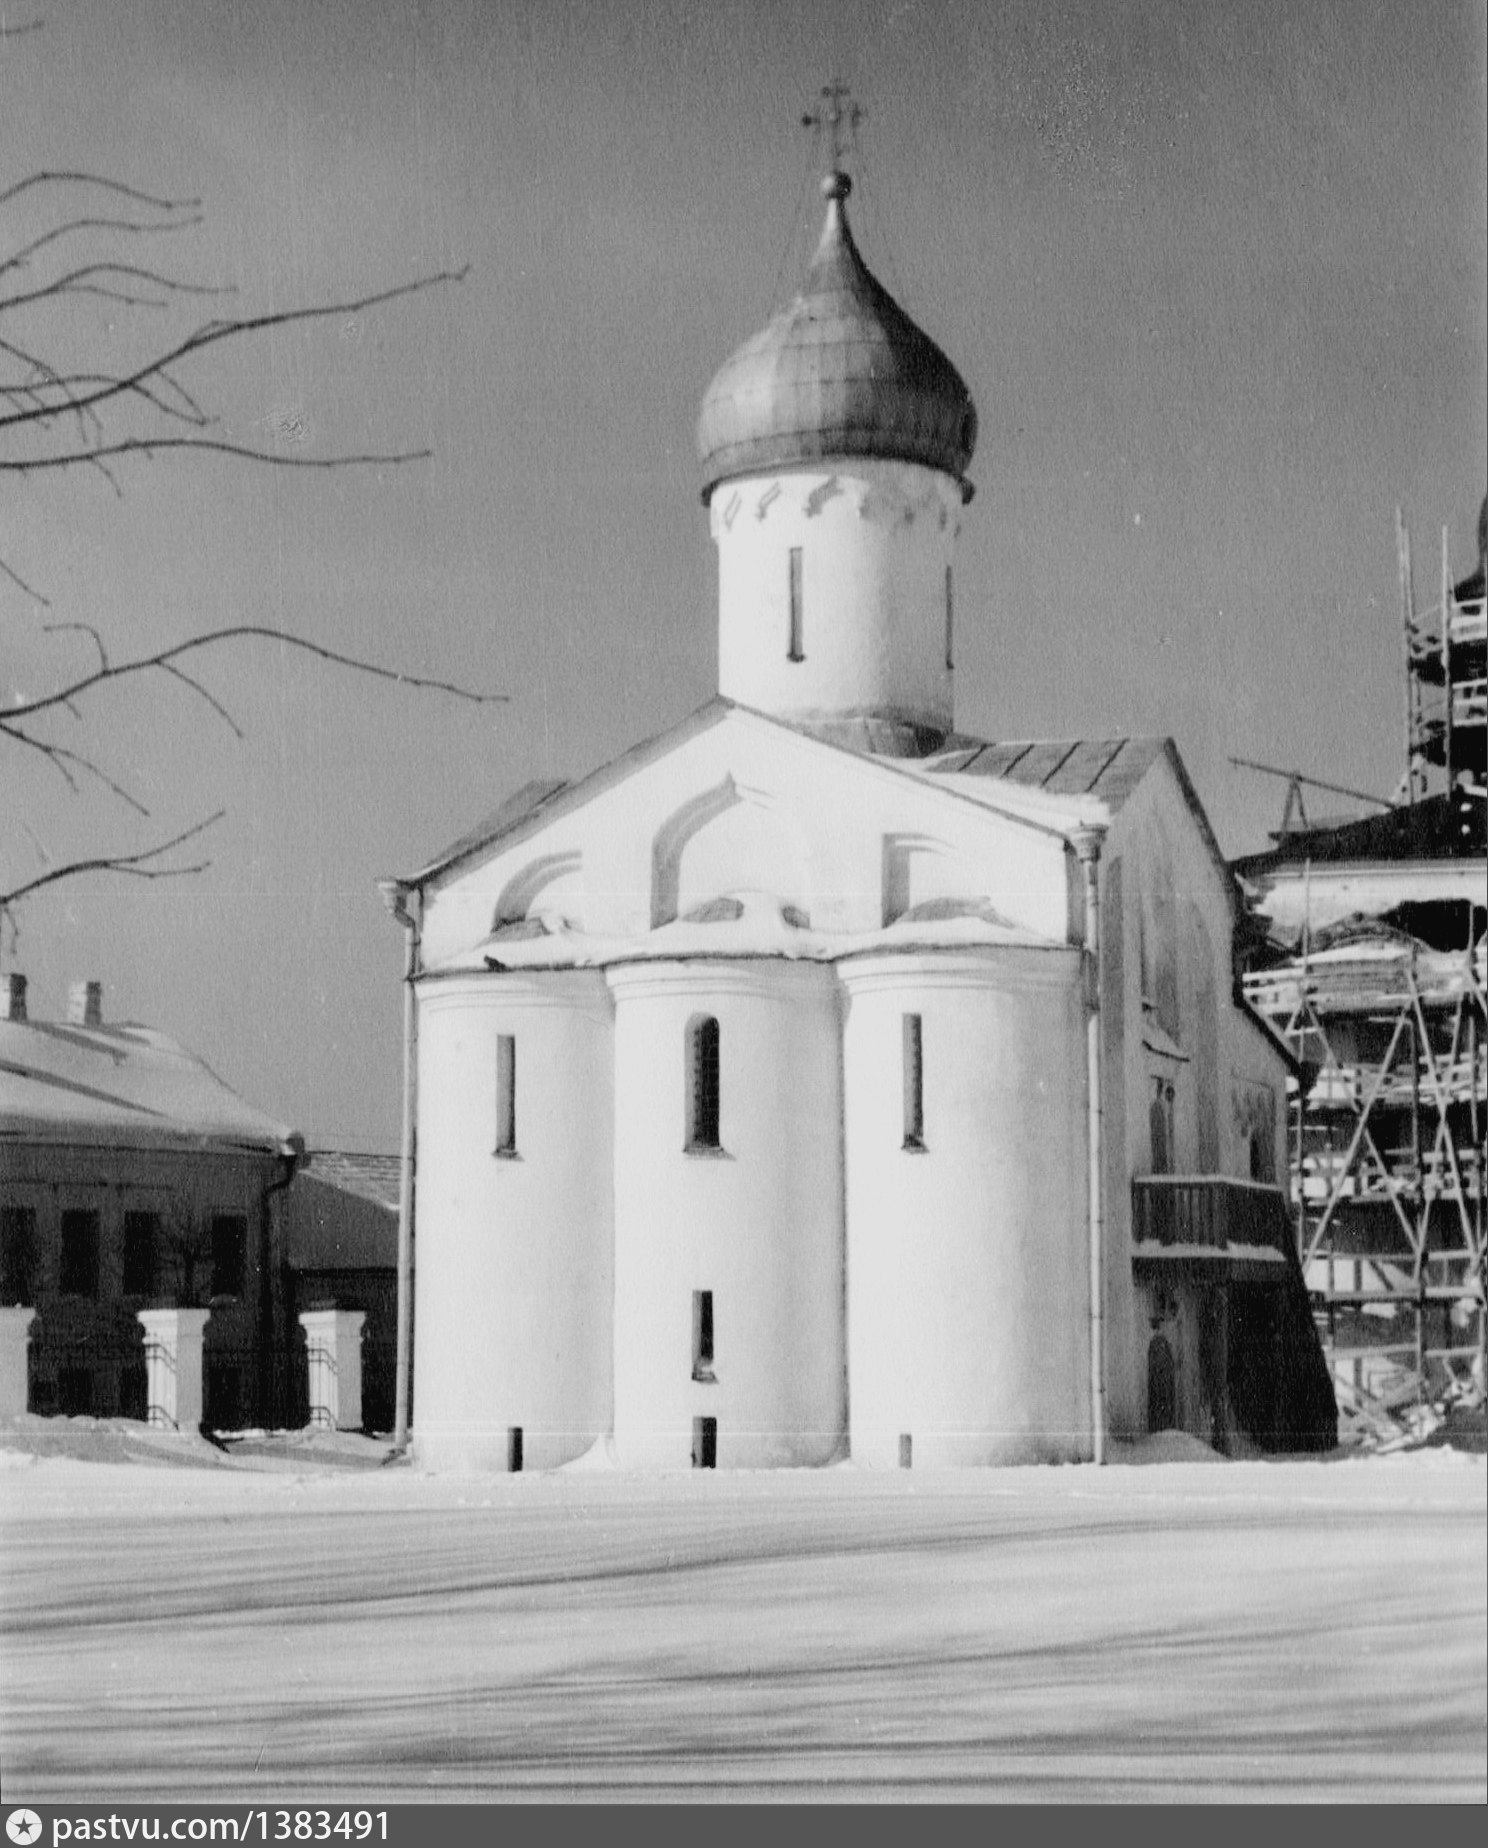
[1235,502,1486,1432]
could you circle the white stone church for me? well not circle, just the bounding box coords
[390,167,1331,1473]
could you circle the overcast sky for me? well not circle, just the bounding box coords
[3,0,1484,1151]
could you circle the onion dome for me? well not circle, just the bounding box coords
[698,172,977,505]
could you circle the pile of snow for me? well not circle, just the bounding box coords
[0,1414,394,1472]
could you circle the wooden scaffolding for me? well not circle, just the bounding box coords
[1237,504,1486,1425]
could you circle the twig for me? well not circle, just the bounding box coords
[4,624,506,723]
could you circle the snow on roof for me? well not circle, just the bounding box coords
[0,1018,300,1157]
[426,890,1068,976]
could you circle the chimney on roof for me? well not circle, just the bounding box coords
[4,974,26,1023]
[67,980,103,1027]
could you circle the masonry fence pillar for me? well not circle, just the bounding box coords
[299,1308,366,1432]
[0,1307,36,1418]
[137,1307,210,1431]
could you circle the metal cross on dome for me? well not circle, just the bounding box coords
[802,80,864,172]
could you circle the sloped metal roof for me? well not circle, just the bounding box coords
[0,1019,300,1156]
[919,734,1169,808]
[296,1150,402,1213]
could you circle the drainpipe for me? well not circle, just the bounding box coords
[1070,825,1108,1465]
[379,879,421,1453]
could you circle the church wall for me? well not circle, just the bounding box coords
[412,971,614,1472]
[712,462,961,735]
[608,960,845,1468]
[1100,761,1292,1442]
[840,947,1090,1466]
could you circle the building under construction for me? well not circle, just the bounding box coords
[1233,501,1486,1431]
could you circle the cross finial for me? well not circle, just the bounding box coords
[802,80,864,176]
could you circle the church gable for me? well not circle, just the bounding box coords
[415,706,1080,970]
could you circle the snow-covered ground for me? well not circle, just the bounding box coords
[1,1429,1483,1803]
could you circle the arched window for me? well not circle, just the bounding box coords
[685,1015,721,1151]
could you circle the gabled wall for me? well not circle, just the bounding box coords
[1100,750,1294,1441]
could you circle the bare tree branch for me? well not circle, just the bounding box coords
[1,154,493,929]
[0,433,434,473]
[0,812,224,915]
[0,268,468,438]
[0,260,232,316]
[0,208,204,283]
[0,551,48,603]
[2,722,151,815]
[3,624,507,725]
[0,172,194,214]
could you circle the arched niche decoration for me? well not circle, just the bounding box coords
[650,776,811,929]
[880,832,983,927]
[491,850,583,931]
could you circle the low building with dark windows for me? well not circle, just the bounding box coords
[0,975,302,1427]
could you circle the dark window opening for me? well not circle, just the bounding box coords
[1149,1078,1175,1175]
[902,1013,925,1150]
[60,1209,101,1298]
[210,1215,247,1300]
[692,1289,715,1382]
[685,1015,721,1151]
[899,1432,913,1470]
[495,1033,517,1156]
[692,1414,717,1470]
[1,1206,37,1304]
[507,1425,524,1473]
[122,1212,159,1297]
[1147,1334,1177,1433]
[787,546,804,661]
[944,565,954,670]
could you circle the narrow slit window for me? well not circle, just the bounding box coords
[495,1033,517,1156]
[685,1015,721,1150]
[944,565,954,670]
[902,1013,925,1150]
[692,1414,717,1470]
[507,1426,524,1473]
[692,1289,715,1381]
[787,546,804,661]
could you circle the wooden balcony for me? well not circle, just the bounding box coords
[1131,1176,1293,1279]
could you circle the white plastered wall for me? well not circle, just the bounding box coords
[412,971,614,1471]
[608,959,845,1468]
[841,947,1090,1466]
[711,462,962,733]
[1100,752,1292,1440]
